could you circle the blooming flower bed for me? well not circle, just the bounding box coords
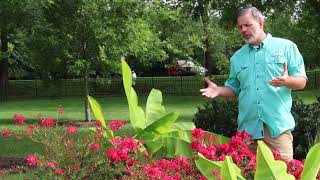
[1,115,320,179]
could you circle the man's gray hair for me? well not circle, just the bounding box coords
[237,6,265,21]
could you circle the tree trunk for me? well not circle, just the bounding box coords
[0,31,9,100]
[84,69,91,122]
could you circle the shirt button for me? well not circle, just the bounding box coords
[257,75,259,78]
[256,87,260,90]
[258,101,260,104]
[258,115,262,119]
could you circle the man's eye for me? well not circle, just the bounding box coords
[245,24,252,27]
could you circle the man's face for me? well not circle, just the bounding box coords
[237,13,263,45]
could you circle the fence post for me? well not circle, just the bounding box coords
[35,80,38,97]
[180,76,183,95]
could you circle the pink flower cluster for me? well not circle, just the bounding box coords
[191,128,256,177]
[39,117,55,127]
[142,156,205,180]
[66,126,77,134]
[13,114,26,125]
[109,120,127,131]
[1,130,12,137]
[106,137,143,162]
[191,128,320,180]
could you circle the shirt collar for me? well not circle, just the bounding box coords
[248,33,272,50]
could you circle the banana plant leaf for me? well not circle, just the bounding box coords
[146,89,166,126]
[301,143,320,180]
[142,112,179,135]
[221,156,240,180]
[254,141,295,180]
[195,154,245,180]
[87,96,113,137]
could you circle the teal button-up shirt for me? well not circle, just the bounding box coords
[225,34,307,139]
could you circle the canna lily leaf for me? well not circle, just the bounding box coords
[146,89,166,126]
[301,143,320,180]
[254,141,295,180]
[87,96,113,137]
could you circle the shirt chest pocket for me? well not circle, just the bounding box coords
[265,56,287,79]
[235,62,250,88]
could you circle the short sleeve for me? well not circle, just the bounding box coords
[287,43,308,79]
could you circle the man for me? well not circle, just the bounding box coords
[200,6,307,160]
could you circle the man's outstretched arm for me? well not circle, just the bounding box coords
[200,78,237,99]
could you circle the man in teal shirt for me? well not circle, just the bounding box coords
[200,6,307,160]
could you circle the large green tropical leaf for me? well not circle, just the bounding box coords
[142,112,179,135]
[127,85,146,130]
[221,156,238,180]
[171,122,196,131]
[143,136,163,154]
[166,130,193,142]
[195,154,245,180]
[254,141,295,180]
[121,57,132,99]
[161,136,193,157]
[87,96,113,137]
[146,89,166,126]
[301,143,320,180]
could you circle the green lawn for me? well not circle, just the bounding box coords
[0,90,318,158]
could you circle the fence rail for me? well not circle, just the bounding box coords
[1,71,319,100]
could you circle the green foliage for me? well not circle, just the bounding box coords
[121,59,194,157]
[255,141,295,180]
[193,98,320,159]
[300,143,320,180]
[87,96,113,137]
[193,99,238,137]
[195,153,245,180]
[292,98,320,159]
[221,156,244,180]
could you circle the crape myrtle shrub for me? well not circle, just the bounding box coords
[193,97,320,159]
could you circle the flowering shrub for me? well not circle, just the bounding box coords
[190,128,320,180]
[2,111,320,180]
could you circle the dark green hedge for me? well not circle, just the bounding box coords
[193,97,320,159]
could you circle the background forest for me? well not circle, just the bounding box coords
[0,0,319,82]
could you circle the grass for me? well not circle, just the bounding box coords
[0,90,318,158]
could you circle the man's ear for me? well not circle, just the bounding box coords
[259,19,264,29]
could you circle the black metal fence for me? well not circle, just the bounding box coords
[0,71,319,100]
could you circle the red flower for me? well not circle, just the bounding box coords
[25,128,32,136]
[212,169,219,175]
[106,148,121,162]
[66,127,77,134]
[1,130,12,137]
[48,162,57,169]
[39,117,55,127]
[95,120,102,127]
[55,169,64,176]
[192,128,206,140]
[25,155,38,166]
[109,120,127,131]
[272,150,281,160]
[90,143,100,151]
[13,114,26,125]
[127,158,137,166]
